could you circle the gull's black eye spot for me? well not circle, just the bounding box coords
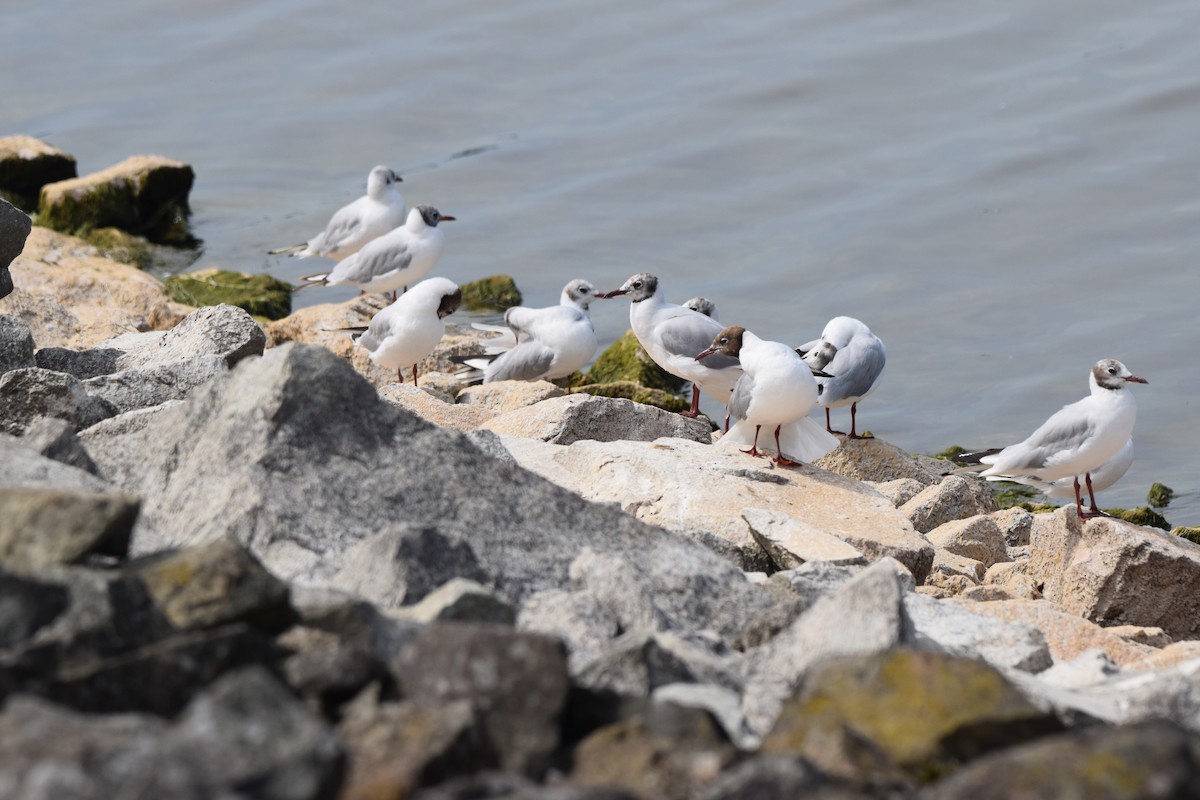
[579,287,589,293]
[1108,367,1117,374]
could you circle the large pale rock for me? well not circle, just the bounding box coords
[0,227,183,348]
[37,155,194,241]
[0,367,113,434]
[740,560,909,740]
[17,416,100,475]
[500,435,933,580]
[816,436,940,484]
[483,393,712,445]
[457,380,565,412]
[948,597,1156,667]
[80,343,771,644]
[0,434,110,492]
[903,592,1051,673]
[991,506,1034,546]
[742,508,867,569]
[901,475,999,533]
[380,383,496,431]
[1030,508,1200,638]
[0,487,137,572]
[926,514,1009,569]
[81,355,228,416]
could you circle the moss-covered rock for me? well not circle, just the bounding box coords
[987,480,1045,509]
[38,155,196,245]
[933,445,967,461]
[574,380,690,413]
[459,274,522,311]
[586,330,687,393]
[0,135,77,212]
[165,268,292,321]
[1147,482,1175,509]
[1102,506,1171,531]
[761,648,1061,785]
[1173,527,1200,545]
[82,227,200,272]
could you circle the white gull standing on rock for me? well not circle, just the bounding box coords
[460,279,604,386]
[295,205,455,299]
[696,325,840,466]
[352,277,462,386]
[600,273,741,418]
[978,359,1147,519]
[270,165,405,260]
[798,316,886,438]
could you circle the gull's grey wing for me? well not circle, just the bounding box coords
[659,312,739,369]
[1000,413,1095,473]
[336,239,413,284]
[358,315,391,354]
[824,340,885,403]
[485,341,555,382]
[727,372,754,422]
[315,209,364,253]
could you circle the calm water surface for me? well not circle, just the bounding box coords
[5,0,1199,520]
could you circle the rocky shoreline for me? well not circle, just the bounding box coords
[5,168,1200,797]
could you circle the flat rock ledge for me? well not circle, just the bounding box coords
[1,303,1199,798]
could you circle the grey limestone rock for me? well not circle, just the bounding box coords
[0,487,138,571]
[482,392,713,445]
[0,198,31,300]
[0,314,35,374]
[0,367,114,434]
[901,474,999,533]
[18,417,100,474]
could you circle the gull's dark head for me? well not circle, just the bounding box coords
[1093,358,1147,390]
[564,279,598,308]
[696,325,745,361]
[416,205,456,227]
[600,273,658,302]
[437,287,463,319]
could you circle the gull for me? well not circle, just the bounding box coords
[460,279,603,386]
[798,316,886,438]
[600,273,741,418]
[682,297,719,320]
[978,359,1147,519]
[962,437,1134,511]
[696,326,840,466]
[295,205,455,299]
[353,277,462,386]
[270,165,405,260]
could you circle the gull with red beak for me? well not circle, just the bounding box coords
[600,273,741,418]
[978,359,1147,519]
[697,325,840,466]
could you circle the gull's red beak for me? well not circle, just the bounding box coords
[695,347,716,362]
[1126,375,1148,384]
[598,289,628,299]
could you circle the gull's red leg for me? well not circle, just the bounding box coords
[772,425,798,467]
[681,385,701,418]
[742,425,764,458]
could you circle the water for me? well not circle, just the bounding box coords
[5,0,1199,521]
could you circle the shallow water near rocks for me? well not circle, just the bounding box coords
[4,0,1198,521]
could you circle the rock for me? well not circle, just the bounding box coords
[457,380,564,412]
[81,355,229,416]
[651,683,748,748]
[17,416,101,474]
[0,433,110,492]
[115,303,265,369]
[761,649,1061,785]
[871,477,927,507]
[0,568,70,648]
[133,537,292,632]
[482,393,712,445]
[816,436,940,484]
[278,626,384,712]
[991,506,1034,547]
[0,367,114,434]
[516,588,619,673]
[925,515,1008,570]
[393,624,569,776]
[1107,624,1172,648]
[0,136,77,210]
[571,702,738,800]
[740,560,909,740]
[0,314,34,374]
[1030,508,1200,638]
[695,755,852,800]
[0,487,138,571]
[1,226,183,348]
[573,380,690,413]
[459,273,522,310]
[81,225,200,271]
[946,597,1157,667]
[928,548,985,584]
[338,698,494,798]
[901,475,999,533]
[574,630,743,698]
[1034,649,1122,688]
[38,155,195,244]
[742,508,867,569]
[395,577,516,625]
[164,267,293,320]
[0,199,32,300]
[380,383,495,431]
[500,435,932,579]
[1130,641,1200,671]
[920,720,1200,799]
[586,330,686,393]
[413,773,636,800]
[903,592,1052,672]
[84,344,771,645]
[34,345,124,379]
[982,559,1041,600]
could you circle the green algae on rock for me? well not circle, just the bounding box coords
[1147,482,1175,509]
[459,274,522,310]
[165,268,292,321]
[761,648,1061,785]
[38,155,196,245]
[83,227,200,272]
[1101,506,1170,531]
[1173,526,1200,545]
[586,330,686,393]
[573,380,689,413]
